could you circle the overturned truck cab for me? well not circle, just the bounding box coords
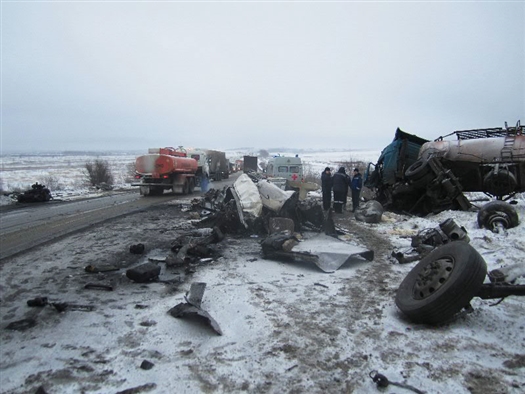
[365,121,524,215]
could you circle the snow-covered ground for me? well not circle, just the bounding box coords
[1,149,524,394]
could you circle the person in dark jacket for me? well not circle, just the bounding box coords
[321,167,333,210]
[351,168,363,212]
[332,167,350,213]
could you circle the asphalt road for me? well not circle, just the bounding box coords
[0,191,178,261]
[0,174,241,261]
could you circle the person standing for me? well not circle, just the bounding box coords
[351,168,363,212]
[321,167,333,210]
[332,167,350,213]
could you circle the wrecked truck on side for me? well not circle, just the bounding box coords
[365,121,524,215]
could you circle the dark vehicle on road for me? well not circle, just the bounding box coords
[17,183,52,203]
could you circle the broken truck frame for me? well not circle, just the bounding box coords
[365,121,525,216]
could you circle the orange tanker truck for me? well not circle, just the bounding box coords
[132,147,198,196]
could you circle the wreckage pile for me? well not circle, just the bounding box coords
[114,174,373,335]
[187,173,373,271]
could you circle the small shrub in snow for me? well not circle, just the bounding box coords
[84,159,114,186]
[302,163,321,184]
[41,175,63,191]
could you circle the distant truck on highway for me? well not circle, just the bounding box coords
[243,155,258,173]
[132,147,198,196]
[206,150,229,181]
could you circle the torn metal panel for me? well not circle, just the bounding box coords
[126,263,161,283]
[185,282,206,307]
[256,180,295,212]
[292,234,374,272]
[262,232,374,273]
[268,217,295,234]
[229,174,263,230]
[233,174,263,218]
[168,282,223,335]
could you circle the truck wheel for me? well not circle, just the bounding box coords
[405,158,433,189]
[188,179,195,194]
[483,169,517,197]
[477,200,519,231]
[140,186,151,196]
[395,242,487,325]
[182,180,189,195]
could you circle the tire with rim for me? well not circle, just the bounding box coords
[182,180,189,195]
[483,169,517,197]
[188,178,195,194]
[405,158,434,189]
[140,186,151,196]
[477,200,519,230]
[395,241,487,325]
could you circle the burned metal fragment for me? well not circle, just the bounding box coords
[52,303,96,312]
[27,297,49,307]
[115,383,157,394]
[84,264,119,273]
[126,263,161,283]
[170,227,223,265]
[268,217,295,235]
[168,282,223,335]
[140,360,155,370]
[129,243,145,254]
[393,218,470,264]
[5,318,37,331]
[354,200,384,223]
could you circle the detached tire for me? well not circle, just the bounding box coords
[405,158,434,189]
[477,200,519,231]
[395,242,487,324]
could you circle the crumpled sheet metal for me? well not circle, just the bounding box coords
[168,282,223,335]
[233,174,263,217]
[262,232,374,273]
[256,180,295,212]
[231,174,263,229]
[291,234,374,273]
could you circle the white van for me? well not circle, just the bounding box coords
[266,156,303,185]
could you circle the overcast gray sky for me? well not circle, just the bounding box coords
[1,1,524,153]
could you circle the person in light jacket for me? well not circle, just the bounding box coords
[351,168,363,212]
[321,167,333,210]
[332,167,350,213]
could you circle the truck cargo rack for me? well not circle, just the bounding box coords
[435,120,523,141]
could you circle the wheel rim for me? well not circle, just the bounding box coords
[413,255,455,300]
[487,213,510,229]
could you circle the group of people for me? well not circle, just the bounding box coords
[321,166,362,213]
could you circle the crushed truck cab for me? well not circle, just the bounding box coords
[365,121,524,215]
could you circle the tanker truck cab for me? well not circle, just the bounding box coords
[132,147,198,196]
[187,149,210,190]
[266,155,303,189]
